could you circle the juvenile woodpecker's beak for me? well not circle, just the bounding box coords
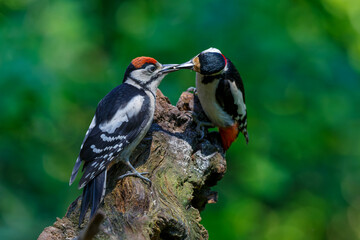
[175,60,194,70]
[159,64,179,74]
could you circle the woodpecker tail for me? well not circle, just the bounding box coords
[78,170,107,227]
[69,157,82,186]
[219,123,239,151]
[242,129,249,144]
[239,120,249,144]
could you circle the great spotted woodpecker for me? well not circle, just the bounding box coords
[176,48,248,150]
[69,57,178,226]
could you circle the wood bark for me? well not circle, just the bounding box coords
[38,90,226,240]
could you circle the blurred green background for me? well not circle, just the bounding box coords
[1,0,360,239]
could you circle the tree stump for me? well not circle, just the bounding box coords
[38,90,227,240]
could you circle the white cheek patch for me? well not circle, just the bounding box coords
[99,95,144,133]
[130,69,149,84]
[147,74,165,91]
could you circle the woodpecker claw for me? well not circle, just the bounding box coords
[118,160,152,184]
[194,150,217,161]
[184,111,194,123]
[186,111,214,140]
[186,86,197,94]
[118,171,151,184]
[196,124,206,140]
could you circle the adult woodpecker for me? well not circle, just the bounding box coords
[176,48,248,150]
[69,57,178,226]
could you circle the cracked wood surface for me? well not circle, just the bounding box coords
[38,90,227,240]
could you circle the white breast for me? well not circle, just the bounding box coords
[196,73,234,127]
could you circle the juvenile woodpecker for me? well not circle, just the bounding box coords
[69,57,178,226]
[176,48,248,150]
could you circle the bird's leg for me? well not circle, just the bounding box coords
[184,87,213,138]
[118,159,151,184]
[186,86,197,94]
[196,120,215,140]
[186,111,214,139]
[194,150,218,160]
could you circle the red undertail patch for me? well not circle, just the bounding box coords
[219,123,239,151]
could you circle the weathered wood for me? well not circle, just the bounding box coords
[78,211,105,240]
[38,90,226,240]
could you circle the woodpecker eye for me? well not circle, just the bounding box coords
[147,65,156,73]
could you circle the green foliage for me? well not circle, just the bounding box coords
[0,0,359,239]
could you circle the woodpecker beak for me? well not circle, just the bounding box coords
[175,60,194,70]
[159,64,179,74]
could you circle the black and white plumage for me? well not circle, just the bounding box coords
[69,57,178,226]
[176,48,248,150]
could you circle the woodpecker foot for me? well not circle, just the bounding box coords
[184,111,194,123]
[185,111,214,139]
[194,150,217,161]
[119,160,152,184]
[186,86,197,94]
[196,122,214,139]
[193,114,214,140]
[118,171,151,183]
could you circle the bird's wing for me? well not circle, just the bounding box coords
[76,83,151,189]
[215,60,247,121]
[69,116,97,185]
[225,59,246,103]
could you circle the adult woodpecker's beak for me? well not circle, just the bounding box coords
[174,60,194,70]
[159,64,179,74]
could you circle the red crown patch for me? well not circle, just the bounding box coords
[131,57,158,68]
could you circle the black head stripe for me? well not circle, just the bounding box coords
[123,63,136,83]
[141,62,155,69]
[124,62,155,81]
[199,52,226,75]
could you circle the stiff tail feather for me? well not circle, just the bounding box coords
[78,170,107,226]
[239,120,249,144]
[242,129,249,144]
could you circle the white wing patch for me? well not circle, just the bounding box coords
[100,134,126,142]
[99,95,145,134]
[85,116,96,135]
[81,116,97,149]
[229,81,246,116]
[91,143,124,153]
[89,116,96,129]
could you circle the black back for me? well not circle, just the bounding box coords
[78,83,151,188]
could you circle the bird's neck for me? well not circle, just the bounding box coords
[124,77,162,97]
[197,72,222,84]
